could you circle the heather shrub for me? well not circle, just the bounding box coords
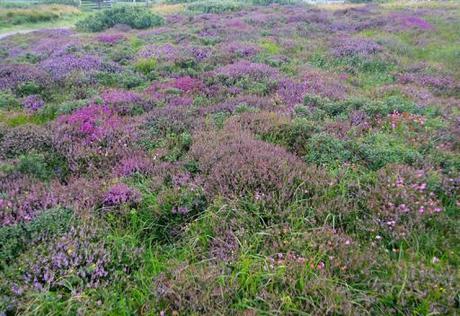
[52,105,134,173]
[358,133,423,170]
[211,61,280,95]
[21,95,45,112]
[102,183,141,209]
[17,224,110,291]
[0,175,59,227]
[0,64,50,92]
[224,111,290,141]
[76,6,164,32]
[96,32,126,45]
[140,105,197,144]
[190,129,328,207]
[366,165,443,241]
[305,132,351,166]
[114,152,153,177]
[101,89,150,115]
[40,53,117,81]
[0,124,51,158]
[330,36,382,58]
[0,208,73,265]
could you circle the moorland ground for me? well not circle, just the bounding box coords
[0,1,459,315]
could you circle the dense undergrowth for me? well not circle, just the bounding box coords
[0,1,459,315]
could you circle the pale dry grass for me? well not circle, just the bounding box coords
[151,3,185,15]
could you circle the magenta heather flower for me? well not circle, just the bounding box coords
[103,183,141,207]
[55,105,121,144]
[22,95,45,111]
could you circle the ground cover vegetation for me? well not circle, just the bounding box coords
[0,4,81,30]
[0,1,459,314]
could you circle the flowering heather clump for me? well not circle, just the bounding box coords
[137,43,212,64]
[0,64,50,91]
[367,165,443,238]
[22,224,111,291]
[40,54,116,81]
[137,44,183,63]
[172,76,204,93]
[330,36,382,58]
[114,153,153,177]
[52,105,133,171]
[391,14,433,31]
[212,61,280,82]
[96,33,126,45]
[277,70,348,108]
[218,41,261,60]
[146,80,196,107]
[276,79,309,108]
[21,95,45,111]
[103,183,141,208]
[190,129,327,206]
[101,89,148,115]
[0,175,58,226]
[0,124,51,158]
[396,73,458,94]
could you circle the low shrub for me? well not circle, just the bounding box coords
[0,124,52,159]
[76,6,164,32]
[186,1,245,14]
[358,133,423,170]
[0,208,73,265]
[134,57,157,75]
[52,104,135,173]
[190,129,328,207]
[305,132,351,166]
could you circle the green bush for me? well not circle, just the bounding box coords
[134,57,157,75]
[186,1,245,14]
[16,81,43,97]
[76,6,164,32]
[0,92,20,110]
[358,133,423,170]
[305,132,351,166]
